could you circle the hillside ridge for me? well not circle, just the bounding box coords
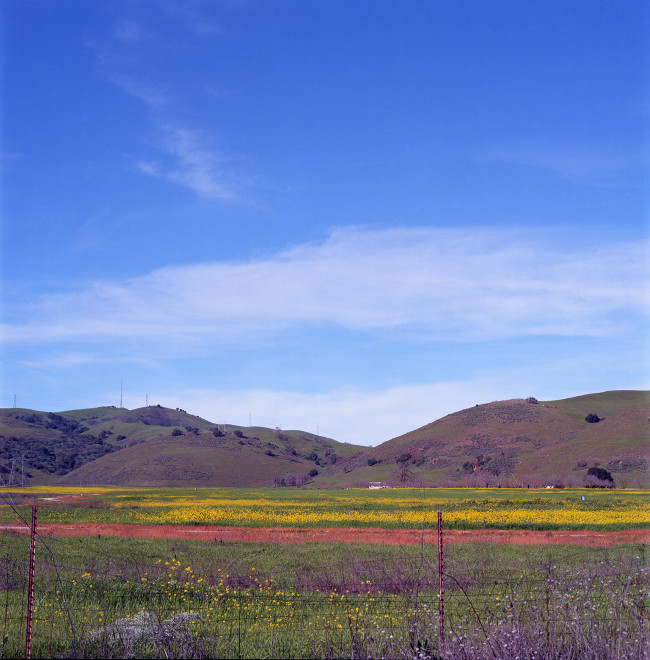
[1,390,647,487]
[315,391,649,488]
[0,405,362,487]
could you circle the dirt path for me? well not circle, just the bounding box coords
[1,523,647,546]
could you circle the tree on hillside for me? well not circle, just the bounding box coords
[392,465,415,483]
[585,413,601,423]
[584,466,614,488]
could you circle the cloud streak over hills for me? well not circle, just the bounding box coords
[3,227,646,353]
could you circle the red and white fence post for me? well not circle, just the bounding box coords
[438,511,444,647]
[25,505,37,659]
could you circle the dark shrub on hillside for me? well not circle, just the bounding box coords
[171,429,183,436]
[211,428,224,437]
[234,430,244,438]
[484,455,516,476]
[396,453,412,464]
[585,413,601,423]
[308,468,319,477]
[367,457,380,466]
[586,466,613,482]
[584,466,614,488]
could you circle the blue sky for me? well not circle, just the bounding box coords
[1,0,648,445]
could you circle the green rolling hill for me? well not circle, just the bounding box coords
[0,405,363,487]
[314,390,649,488]
[0,391,647,487]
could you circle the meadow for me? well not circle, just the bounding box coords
[1,532,647,659]
[2,486,649,531]
[0,487,648,658]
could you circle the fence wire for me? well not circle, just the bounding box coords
[1,503,648,659]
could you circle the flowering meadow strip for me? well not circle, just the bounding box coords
[109,500,649,529]
[5,487,647,530]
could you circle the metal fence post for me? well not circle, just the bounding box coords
[438,511,444,647]
[26,505,37,659]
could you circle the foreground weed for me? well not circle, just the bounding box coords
[0,539,647,659]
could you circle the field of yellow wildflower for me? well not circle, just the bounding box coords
[3,486,648,530]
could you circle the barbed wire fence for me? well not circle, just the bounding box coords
[1,498,648,659]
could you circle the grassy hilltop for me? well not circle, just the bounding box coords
[315,390,649,488]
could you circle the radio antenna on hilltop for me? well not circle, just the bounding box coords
[13,394,16,409]
[120,380,123,409]
[146,394,149,406]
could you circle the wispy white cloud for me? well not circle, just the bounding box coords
[483,140,646,186]
[2,227,647,349]
[20,353,157,370]
[111,74,167,107]
[137,123,243,201]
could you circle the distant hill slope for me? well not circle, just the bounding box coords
[0,405,363,487]
[58,429,328,488]
[315,390,649,488]
[2,391,647,488]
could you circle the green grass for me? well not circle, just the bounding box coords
[542,390,650,421]
[0,534,647,658]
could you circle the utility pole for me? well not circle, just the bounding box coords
[13,394,16,408]
[120,380,123,409]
